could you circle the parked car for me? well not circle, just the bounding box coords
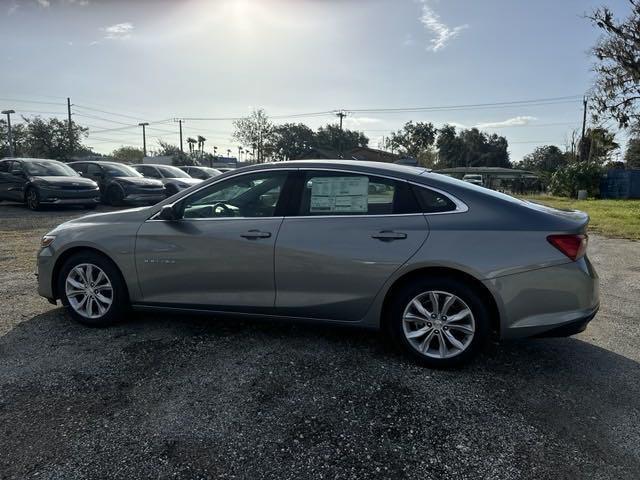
[36,160,599,367]
[131,164,202,196]
[178,165,223,180]
[68,161,166,206]
[0,158,100,210]
[462,174,484,186]
[217,167,235,173]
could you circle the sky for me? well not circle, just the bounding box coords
[0,0,633,161]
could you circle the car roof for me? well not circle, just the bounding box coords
[2,157,61,163]
[132,164,177,168]
[68,160,127,166]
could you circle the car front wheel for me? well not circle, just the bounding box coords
[26,187,41,211]
[57,252,129,327]
[388,277,490,368]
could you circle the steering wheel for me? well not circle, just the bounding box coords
[212,202,235,217]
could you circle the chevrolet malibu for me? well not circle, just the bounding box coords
[36,161,599,367]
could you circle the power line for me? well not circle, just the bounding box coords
[0,97,66,106]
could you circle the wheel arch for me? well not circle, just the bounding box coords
[51,246,130,302]
[380,266,501,337]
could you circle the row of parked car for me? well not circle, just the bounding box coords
[0,158,232,210]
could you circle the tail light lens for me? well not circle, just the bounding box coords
[547,234,588,261]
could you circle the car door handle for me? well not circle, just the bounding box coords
[371,231,408,241]
[241,230,272,239]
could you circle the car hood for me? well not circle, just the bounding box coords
[163,177,202,185]
[31,176,97,187]
[113,176,164,187]
[58,206,153,228]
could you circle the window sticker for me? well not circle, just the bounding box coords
[309,176,369,213]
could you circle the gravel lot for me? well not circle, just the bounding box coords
[1,202,639,479]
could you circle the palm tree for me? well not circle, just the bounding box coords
[238,146,243,162]
[227,149,231,158]
[197,135,206,157]
[186,137,196,154]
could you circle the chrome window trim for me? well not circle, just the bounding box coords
[146,166,468,222]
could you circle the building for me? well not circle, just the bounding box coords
[435,166,541,193]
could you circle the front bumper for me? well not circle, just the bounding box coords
[39,188,100,205]
[485,256,600,340]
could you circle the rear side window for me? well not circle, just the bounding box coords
[0,161,10,173]
[412,185,458,213]
[71,163,87,174]
[297,171,419,216]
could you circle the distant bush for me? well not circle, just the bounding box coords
[549,162,603,198]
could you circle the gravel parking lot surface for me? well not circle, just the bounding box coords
[1,203,639,479]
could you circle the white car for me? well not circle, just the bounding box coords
[462,174,483,186]
[132,164,202,196]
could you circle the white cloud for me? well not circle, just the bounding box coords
[37,0,50,7]
[103,22,134,40]
[7,2,19,15]
[418,0,468,52]
[346,116,382,126]
[475,116,537,129]
[89,40,99,46]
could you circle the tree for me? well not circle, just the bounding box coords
[270,123,315,160]
[388,121,438,158]
[550,162,603,197]
[111,146,144,164]
[435,124,465,168]
[197,135,206,158]
[625,136,640,168]
[578,127,619,164]
[436,126,510,168]
[2,117,89,160]
[589,1,640,128]
[156,140,194,166]
[186,137,196,154]
[314,124,368,153]
[521,145,567,174]
[232,108,273,163]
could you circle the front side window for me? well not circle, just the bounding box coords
[181,171,288,219]
[135,165,161,178]
[298,171,418,216]
[102,163,142,177]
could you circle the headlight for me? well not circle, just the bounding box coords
[41,235,56,248]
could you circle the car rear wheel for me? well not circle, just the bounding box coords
[57,252,129,327]
[388,277,490,368]
[107,186,124,206]
[26,187,41,211]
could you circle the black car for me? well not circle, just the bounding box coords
[68,161,166,206]
[178,165,222,180]
[0,158,100,211]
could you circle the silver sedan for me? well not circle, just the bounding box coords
[36,160,599,367]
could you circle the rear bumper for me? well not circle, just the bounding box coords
[485,256,599,340]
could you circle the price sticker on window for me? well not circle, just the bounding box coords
[310,176,369,213]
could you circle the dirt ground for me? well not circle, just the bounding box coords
[1,203,639,479]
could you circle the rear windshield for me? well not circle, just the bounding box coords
[23,161,79,177]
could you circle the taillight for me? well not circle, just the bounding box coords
[547,234,588,261]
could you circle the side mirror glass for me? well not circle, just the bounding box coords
[158,204,180,221]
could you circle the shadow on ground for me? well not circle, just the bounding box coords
[1,310,639,479]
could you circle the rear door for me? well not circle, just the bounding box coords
[135,169,293,310]
[274,169,429,321]
[5,161,25,201]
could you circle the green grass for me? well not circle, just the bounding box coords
[519,195,640,240]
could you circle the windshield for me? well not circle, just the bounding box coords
[103,164,142,177]
[23,161,79,177]
[157,165,191,178]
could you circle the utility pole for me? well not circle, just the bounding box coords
[580,96,588,161]
[2,109,15,157]
[336,110,347,130]
[67,97,73,159]
[175,118,184,153]
[138,122,149,157]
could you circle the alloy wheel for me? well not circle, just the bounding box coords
[65,263,114,319]
[27,189,39,210]
[402,290,475,359]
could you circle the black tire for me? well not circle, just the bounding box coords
[387,276,490,368]
[25,187,41,211]
[107,185,124,206]
[57,251,130,327]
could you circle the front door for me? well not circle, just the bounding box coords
[135,170,292,310]
[274,170,429,321]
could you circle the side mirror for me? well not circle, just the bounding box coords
[158,204,180,221]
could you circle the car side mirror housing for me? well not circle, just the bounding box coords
[158,204,180,221]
